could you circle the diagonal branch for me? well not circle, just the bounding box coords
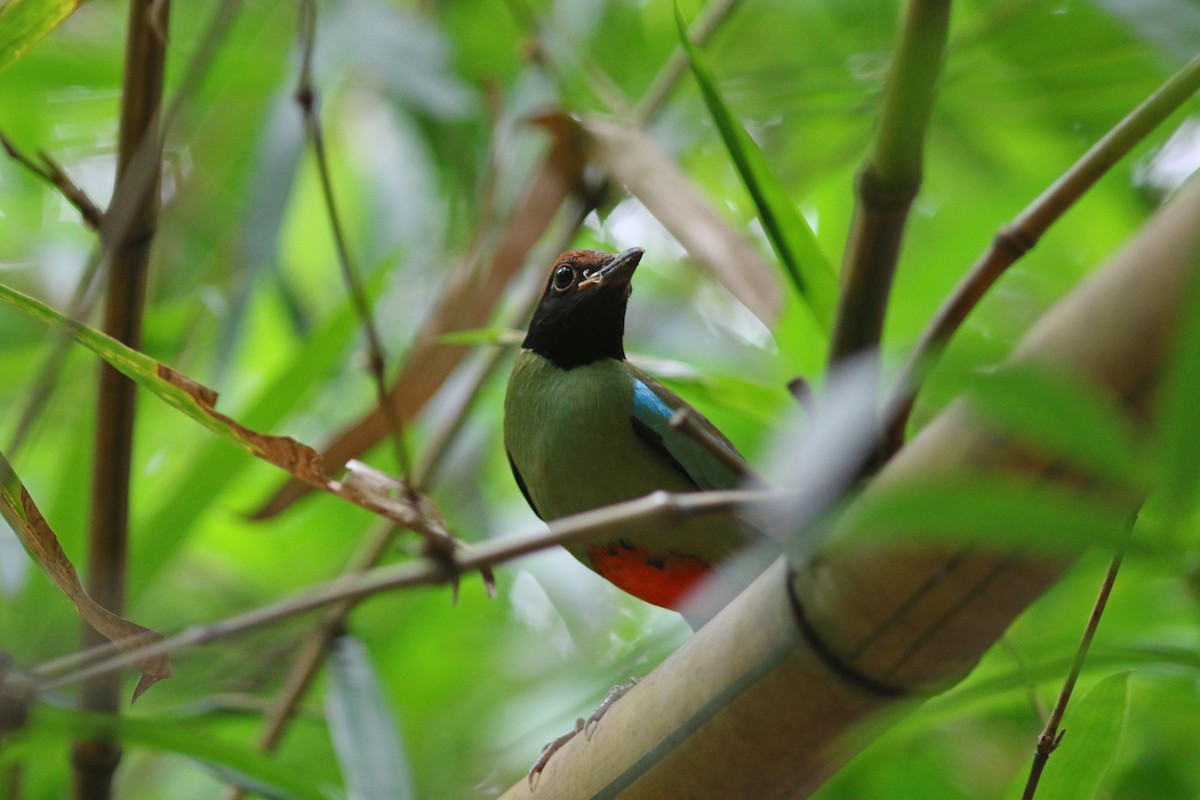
[33,488,784,690]
[0,130,104,229]
[883,53,1200,454]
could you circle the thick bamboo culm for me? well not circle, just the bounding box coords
[499,178,1200,799]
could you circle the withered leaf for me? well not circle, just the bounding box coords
[0,453,171,700]
[584,115,781,325]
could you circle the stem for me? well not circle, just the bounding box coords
[884,53,1200,453]
[75,1,169,797]
[1020,535,1128,800]
[35,488,785,691]
[0,131,104,229]
[293,0,417,494]
[634,0,742,124]
[827,0,951,366]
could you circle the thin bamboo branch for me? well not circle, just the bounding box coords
[1020,529,1129,800]
[0,131,104,229]
[75,1,170,797]
[33,488,784,690]
[883,53,1200,454]
[293,0,417,497]
[827,0,951,366]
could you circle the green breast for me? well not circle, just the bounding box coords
[503,351,697,520]
[503,351,761,576]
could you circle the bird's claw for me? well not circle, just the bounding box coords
[526,678,639,790]
[584,678,638,739]
[527,717,585,791]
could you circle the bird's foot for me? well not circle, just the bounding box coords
[584,677,638,738]
[526,678,639,790]
[528,717,584,790]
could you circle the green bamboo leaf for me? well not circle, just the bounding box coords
[0,282,325,480]
[0,0,80,75]
[674,2,838,333]
[434,326,523,346]
[841,476,1131,553]
[1156,264,1200,515]
[14,705,335,800]
[326,636,415,800]
[1035,672,1131,800]
[964,363,1140,485]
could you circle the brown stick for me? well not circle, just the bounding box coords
[74,1,170,798]
[1020,533,1128,800]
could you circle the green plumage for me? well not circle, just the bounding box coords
[504,350,759,574]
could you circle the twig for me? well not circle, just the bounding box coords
[76,0,171,795]
[883,53,1200,454]
[219,524,399,800]
[668,408,753,481]
[293,0,418,504]
[827,0,951,366]
[32,488,786,691]
[0,131,104,229]
[634,0,742,124]
[1020,527,1130,800]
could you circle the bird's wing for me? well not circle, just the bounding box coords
[626,370,747,492]
[506,451,544,520]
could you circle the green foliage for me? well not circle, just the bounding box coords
[1032,671,1132,800]
[673,2,838,333]
[0,0,79,76]
[0,1,1198,799]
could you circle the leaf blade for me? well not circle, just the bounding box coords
[326,636,415,800]
[0,0,80,75]
[674,2,838,332]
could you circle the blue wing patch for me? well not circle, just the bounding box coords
[629,378,742,491]
[632,379,675,429]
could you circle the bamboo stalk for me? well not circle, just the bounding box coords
[74,1,169,797]
[827,0,951,366]
[494,166,1200,800]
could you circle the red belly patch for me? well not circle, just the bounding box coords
[587,543,712,610]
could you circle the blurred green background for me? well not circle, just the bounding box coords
[1,0,1199,797]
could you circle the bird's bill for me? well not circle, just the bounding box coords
[578,247,644,290]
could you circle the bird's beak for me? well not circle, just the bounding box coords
[578,247,644,290]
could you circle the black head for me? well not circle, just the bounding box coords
[522,247,645,370]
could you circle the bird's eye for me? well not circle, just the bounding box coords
[552,265,575,291]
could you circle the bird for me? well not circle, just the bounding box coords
[504,246,775,786]
[504,246,770,617]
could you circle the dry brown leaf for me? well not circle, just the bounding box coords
[584,115,781,325]
[156,364,327,482]
[251,111,590,519]
[0,456,171,700]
